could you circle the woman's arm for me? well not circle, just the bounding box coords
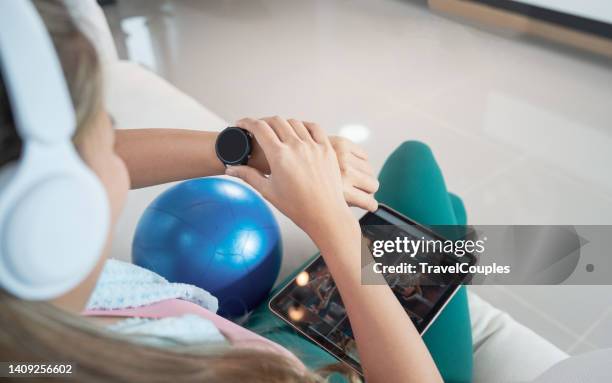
[115,129,222,188]
[115,129,269,189]
[313,220,442,383]
[227,116,442,383]
[115,127,380,211]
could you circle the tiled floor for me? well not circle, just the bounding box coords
[103,0,612,355]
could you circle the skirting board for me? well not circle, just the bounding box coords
[429,0,612,58]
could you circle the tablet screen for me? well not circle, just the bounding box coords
[269,204,476,374]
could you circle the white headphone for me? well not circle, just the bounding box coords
[0,1,109,300]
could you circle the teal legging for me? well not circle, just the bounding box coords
[246,141,472,382]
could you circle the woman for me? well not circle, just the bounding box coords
[0,1,446,382]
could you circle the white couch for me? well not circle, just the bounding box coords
[68,1,571,381]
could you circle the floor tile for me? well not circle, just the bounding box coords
[416,46,612,193]
[584,309,612,349]
[567,340,598,355]
[463,157,612,225]
[503,286,612,336]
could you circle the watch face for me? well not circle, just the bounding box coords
[216,127,251,165]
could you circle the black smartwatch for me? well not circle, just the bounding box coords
[215,127,253,166]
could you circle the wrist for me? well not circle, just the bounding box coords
[206,132,227,174]
[307,208,360,252]
[308,208,363,285]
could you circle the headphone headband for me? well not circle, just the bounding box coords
[0,1,75,143]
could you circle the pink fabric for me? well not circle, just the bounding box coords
[83,299,303,368]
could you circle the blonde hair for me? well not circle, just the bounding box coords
[0,291,321,383]
[0,2,358,382]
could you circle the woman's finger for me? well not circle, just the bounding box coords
[287,119,312,142]
[225,165,269,197]
[347,154,375,176]
[346,167,379,194]
[303,121,329,145]
[332,136,369,160]
[236,118,281,152]
[344,187,379,212]
[236,118,283,166]
[261,116,299,142]
[346,141,369,160]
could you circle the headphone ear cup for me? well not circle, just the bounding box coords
[0,1,111,301]
[1,169,109,300]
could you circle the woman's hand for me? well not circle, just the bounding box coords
[225,117,358,238]
[329,135,379,212]
[248,122,379,212]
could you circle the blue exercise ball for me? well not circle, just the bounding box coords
[132,177,282,318]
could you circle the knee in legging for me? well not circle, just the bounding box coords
[390,140,435,164]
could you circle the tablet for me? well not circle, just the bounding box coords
[269,204,477,375]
